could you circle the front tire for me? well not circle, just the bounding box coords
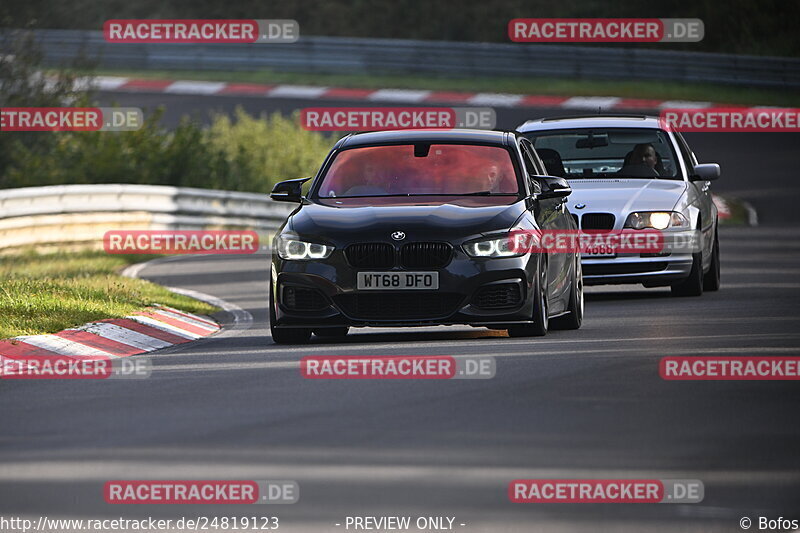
[671,251,704,297]
[703,228,720,291]
[550,254,583,330]
[508,258,548,337]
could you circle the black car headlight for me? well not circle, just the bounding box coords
[463,234,524,258]
[275,236,334,260]
[624,211,689,230]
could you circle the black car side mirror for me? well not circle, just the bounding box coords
[690,163,720,182]
[271,177,312,203]
[534,175,572,199]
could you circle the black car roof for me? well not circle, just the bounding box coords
[335,129,514,149]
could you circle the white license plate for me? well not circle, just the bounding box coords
[583,246,616,258]
[357,272,439,290]
[582,251,616,258]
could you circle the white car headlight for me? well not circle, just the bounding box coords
[624,211,689,230]
[276,236,334,260]
[464,234,523,258]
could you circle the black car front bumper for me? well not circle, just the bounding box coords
[270,248,541,329]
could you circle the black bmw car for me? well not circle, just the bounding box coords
[268,129,583,343]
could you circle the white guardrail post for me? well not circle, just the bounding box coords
[0,184,294,251]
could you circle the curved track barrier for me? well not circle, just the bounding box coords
[0,184,292,251]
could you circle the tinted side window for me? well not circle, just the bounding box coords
[528,146,548,175]
[517,140,542,194]
[519,140,542,175]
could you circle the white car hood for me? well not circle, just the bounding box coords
[566,178,688,227]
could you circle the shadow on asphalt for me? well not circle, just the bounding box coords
[287,328,511,346]
[254,289,683,347]
[584,289,673,302]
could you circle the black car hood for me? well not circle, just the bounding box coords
[288,198,525,242]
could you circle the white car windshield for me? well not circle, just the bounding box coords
[524,128,682,179]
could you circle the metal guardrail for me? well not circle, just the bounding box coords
[8,29,800,90]
[0,184,293,250]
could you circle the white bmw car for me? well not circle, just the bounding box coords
[517,115,720,296]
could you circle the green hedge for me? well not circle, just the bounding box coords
[0,31,334,193]
[206,108,333,192]
[1,108,334,194]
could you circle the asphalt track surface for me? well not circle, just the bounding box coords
[1,92,799,532]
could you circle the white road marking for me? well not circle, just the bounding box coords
[148,308,219,333]
[156,305,219,327]
[723,267,800,275]
[125,315,200,339]
[90,76,129,90]
[721,282,800,289]
[257,332,800,354]
[659,100,713,109]
[1,459,796,485]
[367,89,432,102]
[122,257,252,339]
[144,345,800,374]
[120,255,186,279]
[467,93,525,107]
[80,322,172,351]
[166,286,252,338]
[164,81,227,95]
[83,73,727,112]
[13,334,117,358]
[561,96,621,109]
[268,85,329,98]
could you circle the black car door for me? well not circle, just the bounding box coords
[520,139,571,306]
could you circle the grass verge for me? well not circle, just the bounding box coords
[0,250,218,338]
[87,68,800,108]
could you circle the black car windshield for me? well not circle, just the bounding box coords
[523,127,681,179]
[315,143,520,198]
